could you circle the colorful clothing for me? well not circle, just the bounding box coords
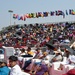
[36,64,48,75]
[0,66,10,75]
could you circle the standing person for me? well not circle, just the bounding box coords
[9,55,22,75]
[0,59,10,75]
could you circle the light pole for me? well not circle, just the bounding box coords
[8,10,13,26]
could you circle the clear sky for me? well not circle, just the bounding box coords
[0,0,75,30]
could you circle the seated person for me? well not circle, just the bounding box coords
[69,55,75,65]
[29,52,49,74]
[38,52,48,59]
[27,47,34,56]
[22,59,32,70]
[30,64,49,75]
[36,64,49,75]
[21,47,34,57]
[33,48,43,59]
[22,51,45,71]
[9,55,22,75]
[0,59,10,75]
[51,50,63,62]
[19,48,26,56]
[58,49,72,70]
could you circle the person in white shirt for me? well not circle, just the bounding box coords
[33,48,43,59]
[19,48,26,56]
[51,51,63,62]
[9,55,22,75]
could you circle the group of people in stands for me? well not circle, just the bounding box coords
[0,22,75,48]
[0,22,75,75]
[0,51,75,75]
[16,44,75,75]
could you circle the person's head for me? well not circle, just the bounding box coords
[27,47,31,51]
[64,48,70,58]
[43,52,48,56]
[9,55,18,68]
[21,48,25,53]
[36,48,41,53]
[0,59,7,67]
[65,49,69,52]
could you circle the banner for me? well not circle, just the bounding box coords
[13,9,75,21]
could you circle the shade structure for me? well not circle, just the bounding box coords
[45,43,55,50]
[63,45,74,55]
[16,31,22,35]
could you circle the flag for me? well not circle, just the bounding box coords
[38,12,42,17]
[17,15,21,20]
[43,12,48,17]
[72,10,75,15]
[34,13,37,18]
[55,10,65,18]
[31,13,35,18]
[69,9,73,15]
[62,12,65,18]
[28,13,32,18]
[50,11,55,16]
[24,15,27,21]
[20,15,26,21]
[36,13,39,18]
[56,10,63,16]
[24,16,26,21]
[13,14,18,19]
[25,13,29,18]
[55,11,58,16]
[66,10,68,15]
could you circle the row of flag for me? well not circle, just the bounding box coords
[13,9,75,21]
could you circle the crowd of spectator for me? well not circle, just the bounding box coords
[0,22,75,49]
[0,22,75,75]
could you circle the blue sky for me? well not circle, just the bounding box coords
[0,0,75,30]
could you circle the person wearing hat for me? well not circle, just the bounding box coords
[51,50,63,62]
[9,55,22,75]
[29,51,49,74]
[38,52,48,59]
[0,59,10,75]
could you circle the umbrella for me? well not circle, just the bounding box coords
[16,30,22,35]
[45,43,55,50]
[63,45,74,54]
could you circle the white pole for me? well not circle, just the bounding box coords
[8,10,13,26]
